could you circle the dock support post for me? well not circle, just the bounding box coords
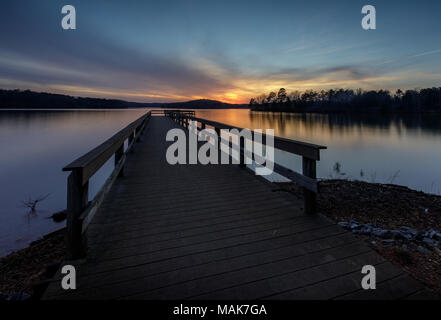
[302,157,317,214]
[66,169,88,259]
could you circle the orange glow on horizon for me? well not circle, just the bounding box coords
[5,68,434,105]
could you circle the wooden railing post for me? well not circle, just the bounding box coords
[136,125,142,142]
[128,132,135,152]
[302,157,317,214]
[66,169,88,259]
[215,127,221,159]
[239,136,245,168]
[115,143,124,177]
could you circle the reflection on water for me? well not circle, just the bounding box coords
[1,108,441,256]
[196,109,441,193]
[0,109,147,256]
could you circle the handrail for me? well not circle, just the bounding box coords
[64,111,151,259]
[166,110,327,214]
[192,115,324,160]
[167,111,325,160]
[63,112,151,184]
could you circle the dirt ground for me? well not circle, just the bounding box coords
[0,228,65,297]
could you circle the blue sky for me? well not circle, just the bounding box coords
[1,0,441,102]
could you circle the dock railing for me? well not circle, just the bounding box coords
[62,109,326,259]
[166,110,327,215]
[63,111,151,259]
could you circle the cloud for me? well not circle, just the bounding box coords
[259,65,373,83]
[0,31,241,102]
[409,48,441,58]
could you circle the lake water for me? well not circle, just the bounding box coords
[1,109,441,256]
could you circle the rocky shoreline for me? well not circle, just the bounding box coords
[337,221,441,253]
[0,228,66,300]
[278,179,441,295]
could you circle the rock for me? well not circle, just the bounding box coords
[400,226,417,236]
[353,226,372,235]
[51,210,67,222]
[390,230,400,239]
[427,230,438,239]
[423,237,440,247]
[349,221,361,230]
[433,232,441,241]
[7,292,31,301]
[392,230,413,241]
[381,239,395,246]
[418,245,431,254]
[372,228,392,239]
[338,222,351,229]
[416,231,426,241]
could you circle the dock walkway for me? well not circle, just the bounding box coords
[44,115,428,300]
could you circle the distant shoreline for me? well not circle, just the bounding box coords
[0,89,247,110]
[250,108,441,114]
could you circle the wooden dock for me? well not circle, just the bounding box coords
[43,112,430,300]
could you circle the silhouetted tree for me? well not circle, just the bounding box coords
[249,87,441,113]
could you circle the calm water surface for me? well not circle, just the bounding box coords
[1,109,441,256]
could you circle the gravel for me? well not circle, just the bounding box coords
[0,228,65,297]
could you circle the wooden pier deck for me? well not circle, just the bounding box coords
[44,114,429,300]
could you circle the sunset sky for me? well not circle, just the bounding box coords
[1,0,441,103]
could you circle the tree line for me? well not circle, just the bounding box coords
[249,87,441,113]
[0,89,145,109]
[0,89,247,109]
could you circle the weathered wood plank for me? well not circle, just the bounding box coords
[44,116,430,300]
[123,245,377,299]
